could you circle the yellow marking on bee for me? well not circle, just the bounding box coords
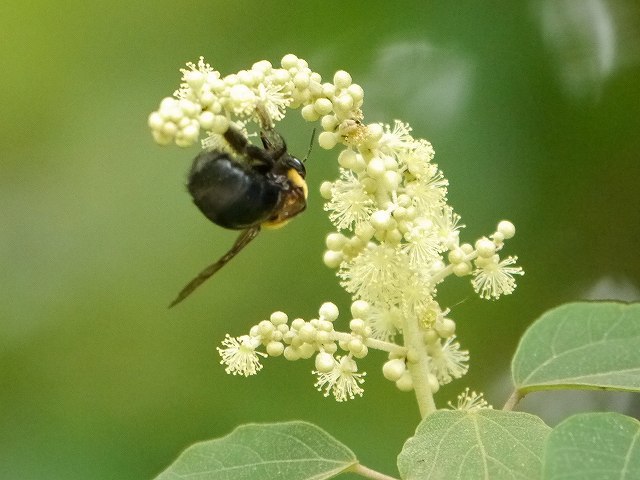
[287,169,308,199]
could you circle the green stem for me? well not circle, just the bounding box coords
[402,312,437,418]
[502,389,523,411]
[332,331,406,356]
[430,250,479,285]
[349,463,399,480]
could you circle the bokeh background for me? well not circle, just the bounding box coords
[2,1,640,478]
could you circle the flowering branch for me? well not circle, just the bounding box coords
[148,54,522,410]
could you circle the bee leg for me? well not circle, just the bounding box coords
[223,124,275,167]
[169,226,261,308]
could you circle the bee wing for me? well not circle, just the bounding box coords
[169,226,261,308]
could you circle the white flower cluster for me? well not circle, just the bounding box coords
[148,54,363,148]
[216,303,369,401]
[214,301,469,402]
[320,123,523,314]
[149,54,523,404]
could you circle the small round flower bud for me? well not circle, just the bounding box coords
[436,318,456,338]
[298,324,316,342]
[318,131,338,149]
[405,206,417,220]
[252,59,272,72]
[395,371,414,391]
[333,70,352,88]
[453,262,472,276]
[266,341,284,357]
[162,121,178,136]
[321,114,339,131]
[293,71,310,89]
[382,171,401,190]
[315,352,335,372]
[314,98,334,115]
[348,338,365,354]
[283,346,300,361]
[270,311,288,325]
[423,329,440,345]
[350,300,370,318]
[382,358,406,381]
[367,123,384,140]
[317,319,334,332]
[184,69,204,88]
[385,229,403,245]
[281,54,299,69]
[448,248,465,264]
[353,344,368,358]
[323,343,338,354]
[371,210,392,230]
[347,84,364,102]
[366,157,386,178]
[461,243,474,254]
[198,111,215,129]
[474,255,494,268]
[349,318,366,333]
[355,223,376,242]
[202,93,218,110]
[179,99,199,117]
[392,207,407,220]
[323,250,343,268]
[497,220,516,239]
[258,320,275,336]
[319,302,339,322]
[334,94,354,112]
[148,112,164,130]
[338,149,358,169]
[326,233,347,251]
[319,83,334,99]
[475,237,496,258]
[298,343,316,359]
[291,318,305,331]
[210,115,229,134]
[301,104,320,122]
[348,236,366,251]
[319,181,333,199]
[315,331,331,344]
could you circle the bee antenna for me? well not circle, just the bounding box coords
[303,128,316,163]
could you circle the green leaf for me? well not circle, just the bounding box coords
[512,302,640,393]
[397,410,550,479]
[154,421,357,480]
[543,412,640,480]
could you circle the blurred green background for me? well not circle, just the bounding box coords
[2,1,640,478]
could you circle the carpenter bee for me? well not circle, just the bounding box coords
[169,122,308,307]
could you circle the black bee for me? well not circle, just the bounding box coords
[169,123,308,307]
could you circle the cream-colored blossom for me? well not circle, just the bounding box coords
[428,335,469,385]
[448,387,493,412]
[217,334,266,377]
[472,255,524,299]
[313,355,366,402]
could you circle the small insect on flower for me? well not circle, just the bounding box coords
[169,121,309,307]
